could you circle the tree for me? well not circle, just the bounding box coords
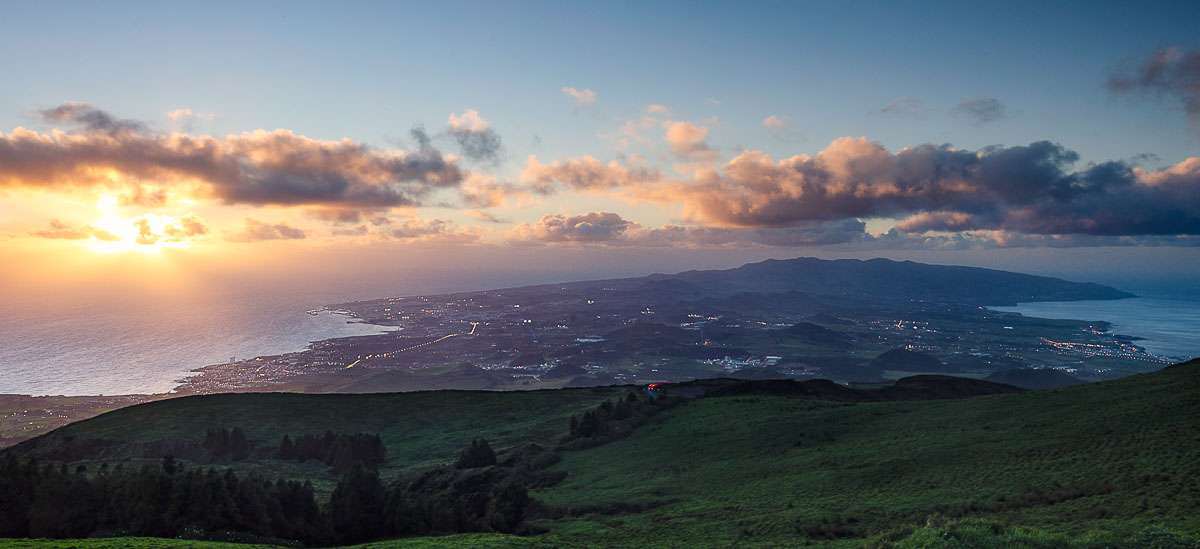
[278,435,295,460]
[230,427,251,461]
[455,439,497,469]
[329,466,386,544]
[487,480,529,532]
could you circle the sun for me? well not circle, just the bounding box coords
[84,194,198,254]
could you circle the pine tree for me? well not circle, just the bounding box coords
[279,435,294,460]
[329,465,386,544]
[455,439,497,469]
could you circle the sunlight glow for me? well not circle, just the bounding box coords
[85,193,194,254]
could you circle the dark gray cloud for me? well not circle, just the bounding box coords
[878,97,925,117]
[445,110,503,163]
[3,104,465,208]
[39,102,145,134]
[450,128,502,162]
[1109,47,1200,122]
[640,219,868,248]
[226,219,306,242]
[861,228,1200,250]
[953,97,1008,125]
[511,212,867,248]
[666,139,1200,237]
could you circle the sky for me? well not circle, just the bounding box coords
[2,0,1199,293]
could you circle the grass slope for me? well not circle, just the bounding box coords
[10,388,622,487]
[0,539,277,548]
[528,361,1199,546]
[5,362,1199,547]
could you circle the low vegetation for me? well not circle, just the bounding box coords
[1,360,1197,547]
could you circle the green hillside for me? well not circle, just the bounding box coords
[10,388,623,488]
[532,362,1199,546]
[4,361,1199,548]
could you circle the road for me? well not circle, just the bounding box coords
[346,322,480,368]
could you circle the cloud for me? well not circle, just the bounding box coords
[520,155,661,194]
[447,109,502,162]
[166,108,196,122]
[664,121,711,157]
[3,104,464,209]
[645,104,670,115]
[527,137,1200,240]
[637,219,868,248]
[332,225,369,237]
[118,185,169,207]
[953,97,1008,125]
[32,215,206,244]
[512,212,636,243]
[666,138,1200,236]
[306,207,388,225]
[31,219,101,240]
[39,102,144,134]
[762,115,787,129]
[388,217,479,243]
[1109,47,1200,124]
[509,212,868,248]
[459,173,525,208]
[663,120,719,169]
[164,215,208,239]
[226,218,306,242]
[561,87,597,108]
[465,210,508,224]
[859,228,1200,251]
[166,107,214,131]
[878,97,925,117]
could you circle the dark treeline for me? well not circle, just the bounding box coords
[0,437,547,546]
[0,390,669,546]
[566,390,667,444]
[0,454,324,544]
[202,427,252,461]
[278,431,386,472]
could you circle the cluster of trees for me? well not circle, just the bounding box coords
[278,432,386,472]
[328,459,531,540]
[567,391,662,440]
[202,427,252,461]
[0,437,542,546]
[454,439,496,469]
[0,454,323,543]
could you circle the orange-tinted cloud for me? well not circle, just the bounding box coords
[526,137,1200,237]
[226,218,306,242]
[2,104,464,208]
[520,155,660,193]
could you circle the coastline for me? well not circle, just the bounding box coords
[0,309,398,448]
[989,294,1200,361]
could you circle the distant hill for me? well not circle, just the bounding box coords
[870,348,950,372]
[986,367,1087,390]
[776,322,853,348]
[643,257,1133,305]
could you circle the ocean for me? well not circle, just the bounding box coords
[991,287,1200,362]
[0,264,631,396]
[0,288,400,396]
